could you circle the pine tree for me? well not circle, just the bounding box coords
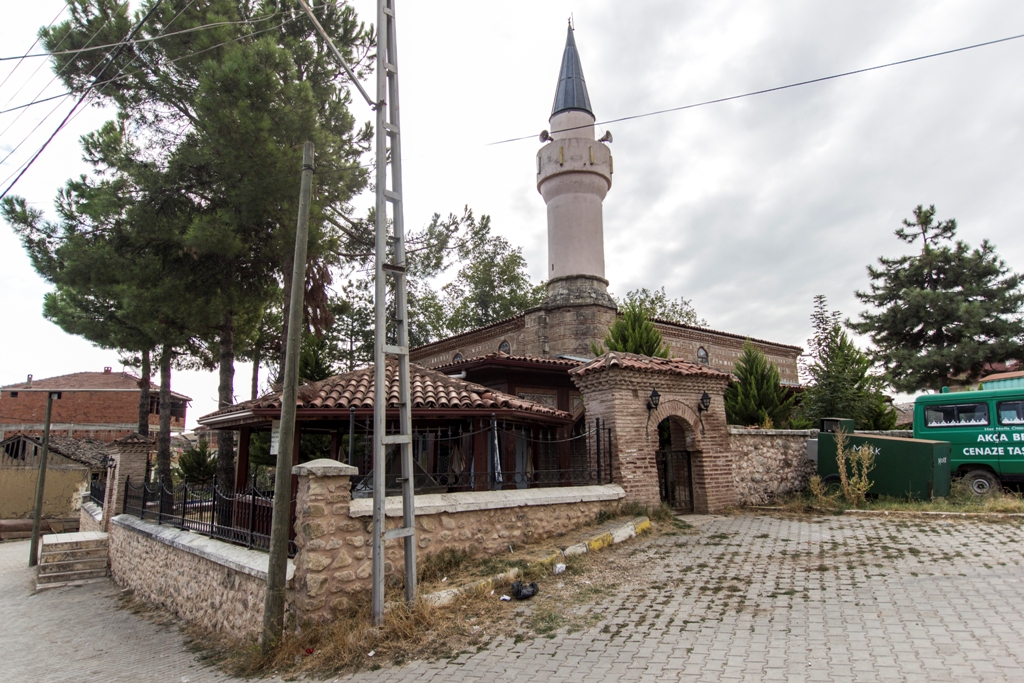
[850,205,1024,392]
[800,296,897,429]
[592,302,670,358]
[724,342,796,427]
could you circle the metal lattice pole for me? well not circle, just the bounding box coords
[297,0,416,629]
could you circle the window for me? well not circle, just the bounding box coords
[925,403,990,428]
[452,352,464,363]
[498,340,511,354]
[998,401,1024,426]
[696,347,709,365]
[9,391,17,398]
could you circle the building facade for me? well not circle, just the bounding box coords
[0,367,190,441]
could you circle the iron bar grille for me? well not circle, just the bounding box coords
[122,476,296,557]
[89,477,106,507]
[348,420,614,498]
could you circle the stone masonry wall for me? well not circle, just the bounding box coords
[290,460,624,624]
[108,516,272,642]
[730,428,817,505]
[79,500,103,533]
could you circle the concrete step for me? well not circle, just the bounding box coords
[40,531,108,552]
[38,557,109,575]
[36,567,108,586]
[39,546,109,563]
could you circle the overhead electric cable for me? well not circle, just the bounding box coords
[0,5,66,93]
[0,11,290,62]
[0,6,332,121]
[0,1,166,201]
[488,30,1024,145]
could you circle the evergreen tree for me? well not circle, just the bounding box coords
[592,302,670,358]
[724,341,796,427]
[800,296,897,429]
[850,205,1024,392]
[174,439,217,485]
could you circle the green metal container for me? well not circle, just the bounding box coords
[817,418,951,500]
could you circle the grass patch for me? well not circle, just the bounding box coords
[419,547,472,583]
[772,478,1024,515]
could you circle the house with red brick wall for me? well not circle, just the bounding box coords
[0,367,190,441]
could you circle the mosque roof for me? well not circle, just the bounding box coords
[551,25,593,118]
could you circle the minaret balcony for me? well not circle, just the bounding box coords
[536,138,613,191]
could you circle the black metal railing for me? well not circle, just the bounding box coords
[89,478,106,507]
[349,417,615,497]
[122,475,295,557]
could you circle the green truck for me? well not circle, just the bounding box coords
[913,387,1024,494]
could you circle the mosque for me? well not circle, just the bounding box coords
[410,26,801,386]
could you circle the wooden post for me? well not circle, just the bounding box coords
[28,391,57,567]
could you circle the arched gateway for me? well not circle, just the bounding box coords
[570,352,738,512]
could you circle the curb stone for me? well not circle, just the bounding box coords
[423,516,650,606]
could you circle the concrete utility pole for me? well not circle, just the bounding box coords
[28,391,58,567]
[262,141,315,651]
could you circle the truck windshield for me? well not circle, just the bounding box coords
[925,402,990,428]
[998,401,1024,425]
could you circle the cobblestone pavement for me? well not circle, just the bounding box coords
[0,539,243,683]
[3,514,1024,682]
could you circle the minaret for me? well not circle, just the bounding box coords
[537,25,616,311]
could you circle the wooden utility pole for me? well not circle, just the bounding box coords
[28,391,58,567]
[262,141,315,651]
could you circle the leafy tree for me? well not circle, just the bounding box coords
[799,296,897,429]
[31,0,374,488]
[724,341,796,427]
[615,287,706,327]
[174,439,217,485]
[591,302,670,357]
[850,205,1024,392]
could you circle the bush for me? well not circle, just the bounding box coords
[173,439,216,485]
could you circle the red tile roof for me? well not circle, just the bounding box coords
[436,351,583,372]
[2,371,191,401]
[570,352,733,379]
[200,362,572,423]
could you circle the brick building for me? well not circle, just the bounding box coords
[0,367,190,441]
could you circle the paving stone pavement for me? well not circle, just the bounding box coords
[3,513,1024,682]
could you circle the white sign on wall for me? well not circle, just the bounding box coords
[269,419,281,456]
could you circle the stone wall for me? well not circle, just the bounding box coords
[729,428,817,505]
[728,428,918,505]
[290,459,625,624]
[79,500,103,533]
[109,515,292,641]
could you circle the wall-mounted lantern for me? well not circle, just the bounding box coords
[647,388,661,411]
[695,390,711,435]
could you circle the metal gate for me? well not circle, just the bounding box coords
[657,449,694,513]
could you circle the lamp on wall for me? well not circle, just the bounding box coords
[647,388,661,411]
[695,391,711,435]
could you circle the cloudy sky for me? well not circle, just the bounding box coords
[3,0,1023,427]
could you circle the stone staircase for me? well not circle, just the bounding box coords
[36,531,109,590]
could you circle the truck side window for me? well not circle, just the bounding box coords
[997,401,1024,425]
[925,402,990,427]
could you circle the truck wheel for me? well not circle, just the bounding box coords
[963,469,1000,496]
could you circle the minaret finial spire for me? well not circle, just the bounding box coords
[551,22,592,118]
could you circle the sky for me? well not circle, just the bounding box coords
[2,0,1023,428]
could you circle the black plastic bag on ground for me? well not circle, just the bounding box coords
[511,581,538,600]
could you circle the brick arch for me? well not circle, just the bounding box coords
[648,399,703,451]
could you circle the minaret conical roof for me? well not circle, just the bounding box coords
[550,25,593,118]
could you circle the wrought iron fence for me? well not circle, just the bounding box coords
[122,475,295,556]
[349,417,614,497]
[89,477,106,507]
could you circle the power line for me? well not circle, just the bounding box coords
[0,7,332,121]
[0,11,291,62]
[0,1,167,201]
[0,5,66,92]
[488,30,1024,145]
